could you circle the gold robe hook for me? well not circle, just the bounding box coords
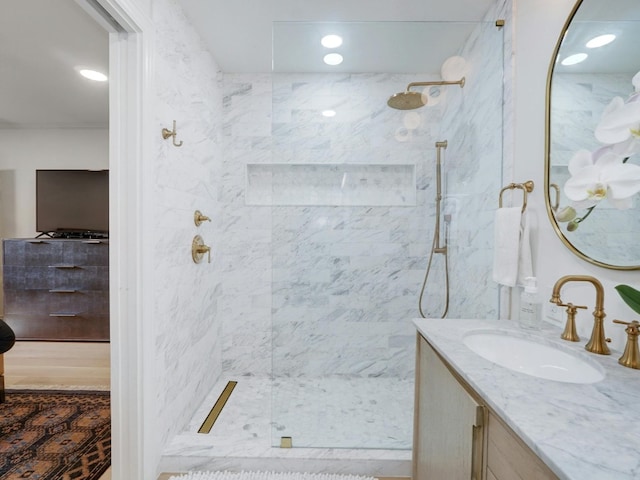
[161,120,183,147]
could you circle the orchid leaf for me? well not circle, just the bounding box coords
[615,284,640,314]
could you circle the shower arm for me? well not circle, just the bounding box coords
[405,78,465,92]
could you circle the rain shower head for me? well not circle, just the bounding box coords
[387,91,426,110]
[387,77,466,110]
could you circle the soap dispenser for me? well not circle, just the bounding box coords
[519,277,542,330]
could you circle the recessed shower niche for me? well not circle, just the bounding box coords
[245,163,416,206]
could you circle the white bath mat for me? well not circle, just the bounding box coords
[168,472,377,480]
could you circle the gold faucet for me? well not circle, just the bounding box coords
[550,275,610,355]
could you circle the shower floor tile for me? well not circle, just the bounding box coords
[161,376,413,477]
[271,376,412,449]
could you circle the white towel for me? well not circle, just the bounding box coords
[492,207,523,287]
[517,210,533,286]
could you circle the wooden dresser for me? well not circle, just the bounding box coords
[2,238,109,341]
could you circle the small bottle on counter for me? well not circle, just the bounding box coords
[519,276,542,330]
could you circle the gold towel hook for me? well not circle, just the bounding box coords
[161,120,183,147]
[499,180,534,213]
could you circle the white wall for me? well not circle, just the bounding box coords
[513,0,639,351]
[0,128,108,239]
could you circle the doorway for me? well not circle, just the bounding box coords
[1,0,149,478]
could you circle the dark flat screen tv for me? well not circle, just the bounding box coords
[36,169,109,238]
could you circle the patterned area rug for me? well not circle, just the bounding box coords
[0,390,110,480]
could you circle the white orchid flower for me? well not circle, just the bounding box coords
[633,71,640,92]
[564,147,640,210]
[595,91,640,149]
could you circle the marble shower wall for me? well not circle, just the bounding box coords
[221,18,506,379]
[152,0,224,451]
[221,73,444,379]
[270,74,447,379]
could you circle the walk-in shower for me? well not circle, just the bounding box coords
[418,141,450,319]
[163,17,506,478]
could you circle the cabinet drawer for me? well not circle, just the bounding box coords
[63,240,109,266]
[4,289,109,315]
[3,266,109,290]
[3,239,65,266]
[3,313,109,341]
[3,239,108,267]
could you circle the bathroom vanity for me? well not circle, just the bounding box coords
[413,318,640,480]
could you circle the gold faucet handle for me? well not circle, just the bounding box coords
[558,302,588,312]
[192,235,212,263]
[557,303,587,342]
[613,319,640,332]
[612,320,640,369]
[613,319,640,325]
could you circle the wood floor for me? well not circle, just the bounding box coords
[2,341,409,480]
[3,341,110,389]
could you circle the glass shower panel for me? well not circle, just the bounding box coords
[268,21,504,450]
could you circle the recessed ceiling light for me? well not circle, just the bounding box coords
[321,34,343,49]
[79,69,108,82]
[323,53,343,66]
[561,53,588,66]
[322,110,336,118]
[586,34,616,49]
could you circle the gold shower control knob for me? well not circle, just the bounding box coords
[194,210,211,226]
[192,235,211,264]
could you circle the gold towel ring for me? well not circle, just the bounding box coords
[499,180,534,213]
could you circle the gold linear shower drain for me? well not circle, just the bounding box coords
[280,436,292,448]
[198,380,237,434]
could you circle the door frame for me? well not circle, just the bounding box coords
[92,0,154,478]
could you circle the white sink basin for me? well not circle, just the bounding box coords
[463,330,605,384]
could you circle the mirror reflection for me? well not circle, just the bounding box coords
[547,0,640,269]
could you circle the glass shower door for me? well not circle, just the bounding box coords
[268,19,504,450]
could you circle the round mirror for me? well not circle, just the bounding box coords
[545,0,640,270]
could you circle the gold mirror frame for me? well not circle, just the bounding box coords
[544,0,640,271]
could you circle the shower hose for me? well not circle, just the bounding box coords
[417,217,450,319]
[418,140,450,319]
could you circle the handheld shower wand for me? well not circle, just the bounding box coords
[418,141,450,319]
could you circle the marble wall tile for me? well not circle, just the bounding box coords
[152,0,224,451]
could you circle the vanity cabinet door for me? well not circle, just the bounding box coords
[486,411,559,480]
[414,335,486,480]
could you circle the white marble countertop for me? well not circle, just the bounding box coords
[413,318,640,480]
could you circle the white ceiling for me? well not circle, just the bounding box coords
[3,0,639,128]
[177,0,496,73]
[271,21,478,74]
[0,0,109,128]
